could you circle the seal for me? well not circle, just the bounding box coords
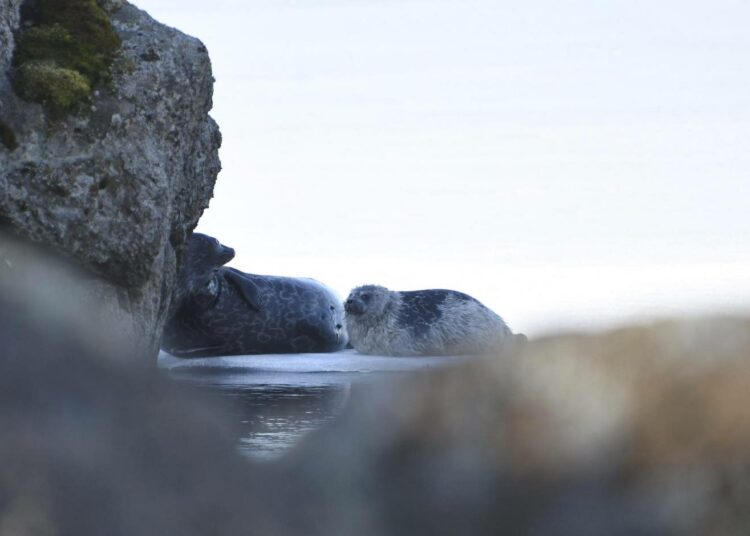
[162,233,347,357]
[173,232,236,309]
[344,284,525,356]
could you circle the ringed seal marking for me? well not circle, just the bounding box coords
[162,233,347,357]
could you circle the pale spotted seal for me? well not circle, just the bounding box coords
[344,284,524,356]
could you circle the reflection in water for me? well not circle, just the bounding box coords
[168,370,353,460]
[223,383,350,459]
[162,352,462,460]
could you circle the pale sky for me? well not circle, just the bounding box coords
[136,0,750,335]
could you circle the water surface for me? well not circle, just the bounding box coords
[161,350,461,459]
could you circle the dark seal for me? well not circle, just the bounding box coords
[344,284,525,356]
[162,233,347,357]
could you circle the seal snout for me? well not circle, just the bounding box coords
[218,245,235,265]
[345,298,365,315]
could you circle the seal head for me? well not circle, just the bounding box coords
[344,284,391,319]
[183,233,235,292]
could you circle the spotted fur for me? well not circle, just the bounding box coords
[344,285,523,356]
[162,234,347,357]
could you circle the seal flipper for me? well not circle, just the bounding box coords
[223,268,262,312]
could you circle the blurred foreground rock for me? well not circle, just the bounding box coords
[0,236,263,535]
[3,234,750,535]
[274,317,750,535]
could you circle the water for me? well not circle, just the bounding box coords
[170,376,351,459]
[160,350,462,459]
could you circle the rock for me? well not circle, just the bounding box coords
[0,1,20,74]
[0,234,268,536]
[3,233,750,534]
[0,0,221,358]
[272,317,750,535]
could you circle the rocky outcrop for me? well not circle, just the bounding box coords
[0,0,220,358]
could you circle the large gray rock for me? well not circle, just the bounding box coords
[0,0,221,358]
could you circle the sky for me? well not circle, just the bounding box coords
[136,0,750,335]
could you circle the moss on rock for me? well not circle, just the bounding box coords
[15,24,81,73]
[15,62,91,116]
[12,0,120,115]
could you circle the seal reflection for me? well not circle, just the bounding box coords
[169,370,352,459]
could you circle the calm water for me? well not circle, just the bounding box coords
[171,374,351,459]
[161,351,461,459]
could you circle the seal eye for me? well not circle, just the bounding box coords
[361,292,371,302]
